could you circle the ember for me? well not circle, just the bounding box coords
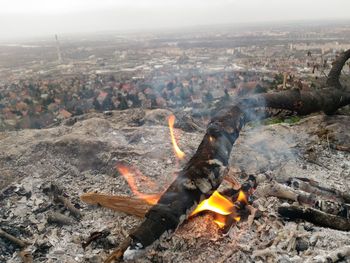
[168,114,186,159]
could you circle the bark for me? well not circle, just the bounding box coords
[106,49,350,261]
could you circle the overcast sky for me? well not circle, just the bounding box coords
[0,0,349,41]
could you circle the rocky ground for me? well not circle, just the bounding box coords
[0,108,350,263]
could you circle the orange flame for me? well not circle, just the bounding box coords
[191,190,248,228]
[237,190,248,204]
[168,115,185,160]
[191,191,234,217]
[116,164,160,205]
[214,214,227,228]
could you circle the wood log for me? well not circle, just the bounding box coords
[106,49,350,261]
[278,205,350,231]
[81,193,151,218]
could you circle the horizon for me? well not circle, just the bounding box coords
[0,0,349,42]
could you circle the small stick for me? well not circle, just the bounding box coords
[54,195,82,219]
[48,183,82,219]
[0,228,28,248]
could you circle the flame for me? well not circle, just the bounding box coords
[168,115,185,160]
[191,191,234,216]
[214,214,226,228]
[237,190,248,204]
[116,164,160,205]
[191,190,248,228]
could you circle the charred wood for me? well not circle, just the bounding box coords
[278,205,350,231]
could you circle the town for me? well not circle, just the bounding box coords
[1,21,350,130]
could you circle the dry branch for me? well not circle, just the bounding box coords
[106,49,350,261]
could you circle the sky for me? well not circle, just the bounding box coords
[0,0,349,41]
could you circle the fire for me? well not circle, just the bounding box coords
[116,164,160,205]
[191,190,247,228]
[168,114,186,160]
[191,191,234,216]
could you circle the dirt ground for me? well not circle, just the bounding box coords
[1,109,349,263]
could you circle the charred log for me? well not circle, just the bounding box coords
[278,205,350,231]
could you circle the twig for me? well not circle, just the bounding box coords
[54,195,82,219]
[0,228,28,248]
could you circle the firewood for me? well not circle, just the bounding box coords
[285,177,350,203]
[256,181,317,206]
[278,205,350,231]
[106,49,350,261]
[80,192,151,217]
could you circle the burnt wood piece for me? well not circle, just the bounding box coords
[108,49,350,261]
[278,205,350,231]
[286,177,350,204]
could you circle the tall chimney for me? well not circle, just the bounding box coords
[55,34,63,63]
[283,72,288,89]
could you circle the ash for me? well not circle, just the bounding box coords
[1,109,350,263]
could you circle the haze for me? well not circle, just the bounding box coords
[0,0,349,41]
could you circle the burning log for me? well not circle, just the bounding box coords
[105,49,350,262]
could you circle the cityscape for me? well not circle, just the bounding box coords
[1,20,350,131]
